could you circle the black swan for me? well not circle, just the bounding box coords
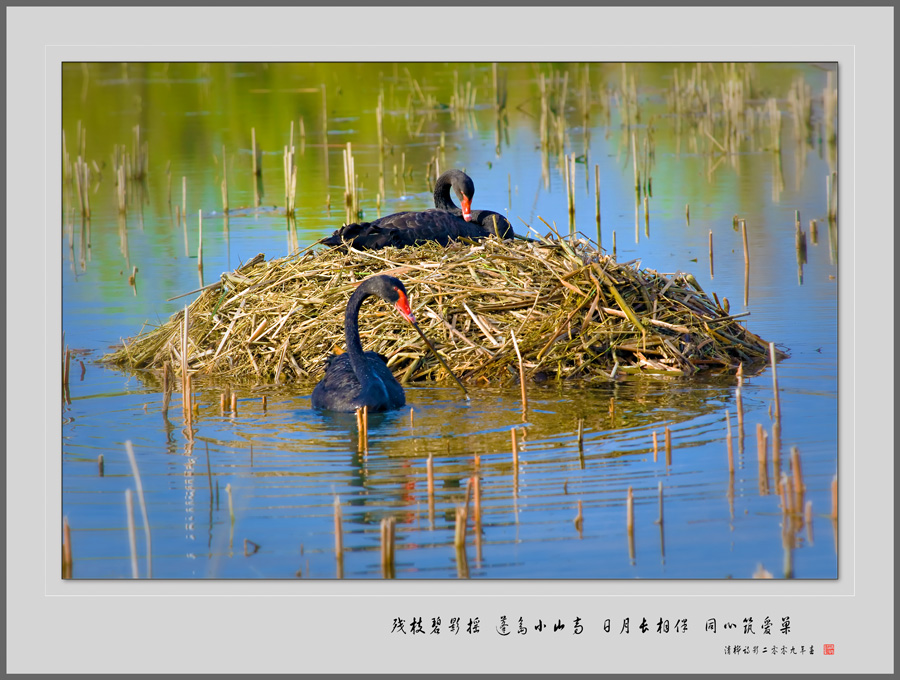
[311,275,468,413]
[320,169,514,251]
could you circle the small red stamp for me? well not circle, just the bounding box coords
[824,644,835,655]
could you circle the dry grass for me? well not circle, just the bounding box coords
[105,234,785,386]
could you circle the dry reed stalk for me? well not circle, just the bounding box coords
[726,412,734,473]
[230,392,237,416]
[63,345,71,392]
[750,460,765,500]
[82,161,91,217]
[576,418,584,451]
[409,407,414,429]
[117,164,127,214]
[376,91,385,158]
[769,342,782,425]
[708,231,714,278]
[473,475,481,529]
[381,517,396,578]
[98,454,104,477]
[125,489,138,578]
[826,174,833,221]
[62,517,73,579]
[634,193,640,244]
[182,177,187,225]
[664,425,672,466]
[632,132,639,193]
[362,405,368,454]
[829,172,837,221]
[426,453,435,525]
[197,211,203,270]
[334,496,344,578]
[379,519,387,575]
[510,329,527,414]
[184,377,194,436]
[626,486,634,540]
[73,157,85,216]
[780,472,792,516]
[181,304,189,419]
[756,423,766,465]
[205,441,213,501]
[790,446,804,508]
[124,441,152,578]
[772,421,781,473]
[574,499,584,536]
[161,362,172,419]
[511,427,519,471]
[795,220,808,281]
[247,317,268,343]
[643,195,650,237]
[685,203,690,225]
[652,430,658,462]
[454,506,467,549]
[736,385,744,434]
[455,540,470,579]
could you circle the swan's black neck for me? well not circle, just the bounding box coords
[433,175,458,212]
[343,282,387,402]
[344,285,372,368]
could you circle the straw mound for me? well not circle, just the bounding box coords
[105,235,784,384]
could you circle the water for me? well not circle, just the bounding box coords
[62,62,838,579]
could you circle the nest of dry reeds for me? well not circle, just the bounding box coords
[105,234,784,385]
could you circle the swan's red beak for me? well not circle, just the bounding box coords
[461,195,472,222]
[394,289,416,323]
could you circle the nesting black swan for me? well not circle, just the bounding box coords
[311,275,416,413]
[320,169,514,251]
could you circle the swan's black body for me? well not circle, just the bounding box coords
[320,169,514,250]
[311,275,415,413]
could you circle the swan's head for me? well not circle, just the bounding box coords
[360,275,417,324]
[392,284,416,324]
[448,170,475,222]
[374,276,416,324]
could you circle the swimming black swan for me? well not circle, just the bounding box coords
[311,275,415,413]
[320,169,514,251]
